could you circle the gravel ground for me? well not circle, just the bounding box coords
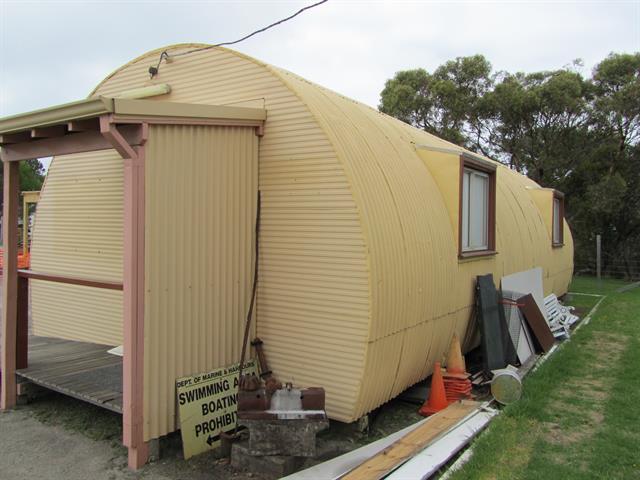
[0,403,269,480]
[0,407,140,480]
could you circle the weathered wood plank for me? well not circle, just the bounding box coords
[341,401,481,480]
[16,336,123,413]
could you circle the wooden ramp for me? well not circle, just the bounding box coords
[16,335,123,413]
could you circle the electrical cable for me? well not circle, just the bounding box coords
[149,0,328,78]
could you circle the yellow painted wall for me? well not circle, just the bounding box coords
[31,45,574,434]
[143,124,258,440]
[30,150,123,346]
[271,67,573,413]
[91,46,370,430]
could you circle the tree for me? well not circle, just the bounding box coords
[0,159,46,210]
[573,53,640,276]
[378,52,640,279]
[379,55,493,147]
[481,68,591,185]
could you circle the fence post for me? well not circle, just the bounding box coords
[596,234,602,289]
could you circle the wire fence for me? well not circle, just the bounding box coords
[574,260,640,281]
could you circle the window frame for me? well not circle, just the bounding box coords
[458,154,497,259]
[552,190,565,247]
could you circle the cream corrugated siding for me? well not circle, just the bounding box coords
[89,46,370,429]
[31,150,123,346]
[271,67,573,418]
[32,44,573,431]
[273,70,464,414]
[143,124,258,440]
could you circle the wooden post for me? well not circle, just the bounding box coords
[100,118,149,469]
[1,160,20,410]
[22,194,27,256]
[17,275,29,369]
[596,234,602,291]
[122,147,148,469]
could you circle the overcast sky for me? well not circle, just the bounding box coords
[1,0,639,118]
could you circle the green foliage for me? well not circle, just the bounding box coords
[19,159,46,192]
[0,159,45,208]
[379,52,640,278]
[379,55,492,146]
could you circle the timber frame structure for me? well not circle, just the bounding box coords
[0,96,265,468]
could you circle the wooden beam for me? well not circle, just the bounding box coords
[17,269,123,290]
[341,401,480,480]
[0,124,145,162]
[100,117,139,160]
[31,125,67,138]
[1,160,20,410]
[67,118,100,132]
[0,131,31,145]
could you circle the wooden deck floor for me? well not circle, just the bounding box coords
[16,336,123,413]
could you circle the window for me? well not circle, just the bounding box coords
[459,155,496,257]
[552,191,564,246]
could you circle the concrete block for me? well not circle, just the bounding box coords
[231,440,304,479]
[239,418,329,457]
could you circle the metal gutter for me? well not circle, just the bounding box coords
[112,98,267,121]
[0,97,114,134]
[0,96,266,135]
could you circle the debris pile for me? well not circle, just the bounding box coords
[231,337,329,477]
[285,266,583,480]
[544,293,578,339]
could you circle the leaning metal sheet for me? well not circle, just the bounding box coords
[502,290,535,364]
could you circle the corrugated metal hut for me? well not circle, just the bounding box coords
[0,44,573,467]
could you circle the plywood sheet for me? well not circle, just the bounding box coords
[501,267,548,321]
[502,290,536,364]
[518,294,555,352]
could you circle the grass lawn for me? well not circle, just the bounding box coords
[448,276,640,480]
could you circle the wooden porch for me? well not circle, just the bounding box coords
[17,335,122,413]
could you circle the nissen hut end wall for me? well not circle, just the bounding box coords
[31,45,573,439]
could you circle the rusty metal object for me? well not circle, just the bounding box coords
[238,386,326,418]
[300,387,325,410]
[250,337,282,393]
[238,388,270,411]
[239,373,262,392]
[237,410,279,420]
[264,377,282,395]
[251,338,271,378]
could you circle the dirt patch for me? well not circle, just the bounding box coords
[590,333,627,358]
[543,332,628,451]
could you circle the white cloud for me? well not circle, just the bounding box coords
[0,0,638,114]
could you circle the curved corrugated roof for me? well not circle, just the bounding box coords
[33,45,573,430]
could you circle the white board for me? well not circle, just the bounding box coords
[502,291,536,364]
[281,418,431,480]
[387,408,498,479]
[501,267,548,321]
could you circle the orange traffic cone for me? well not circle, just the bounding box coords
[443,334,473,402]
[445,334,466,376]
[419,362,449,416]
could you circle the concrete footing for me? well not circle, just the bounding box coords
[231,440,305,478]
[238,418,329,457]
